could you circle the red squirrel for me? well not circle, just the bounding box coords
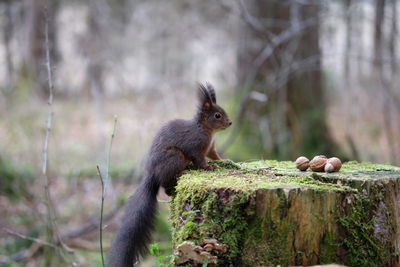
[108,83,232,267]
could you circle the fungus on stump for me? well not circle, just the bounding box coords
[170,160,400,266]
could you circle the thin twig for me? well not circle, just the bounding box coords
[97,165,106,267]
[97,116,118,267]
[61,202,123,241]
[221,11,318,153]
[105,116,118,186]
[43,4,73,265]
[3,228,58,249]
[0,249,32,264]
[43,6,53,177]
[237,0,266,33]
[0,203,124,265]
[43,6,57,264]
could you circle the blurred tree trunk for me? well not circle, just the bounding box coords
[373,0,398,163]
[2,0,15,93]
[22,0,59,97]
[373,0,385,69]
[86,6,105,98]
[343,0,352,85]
[235,0,336,159]
[389,0,397,77]
[81,0,108,170]
[286,2,333,158]
[391,0,400,163]
[342,0,361,161]
[83,0,110,98]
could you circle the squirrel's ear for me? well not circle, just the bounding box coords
[206,82,217,104]
[198,83,213,110]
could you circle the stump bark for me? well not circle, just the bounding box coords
[170,160,400,266]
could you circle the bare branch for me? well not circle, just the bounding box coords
[43,4,56,255]
[0,246,46,265]
[42,4,74,263]
[271,55,321,89]
[249,17,317,79]
[237,0,266,34]
[3,228,58,249]
[97,165,106,267]
[60,204,122,242]
[42,5,54,177]
[98,116,118,267]
[105,116,118,188]
[0,205,123,265]
[221,14,318,152]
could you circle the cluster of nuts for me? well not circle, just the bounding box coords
[295,155,342,173]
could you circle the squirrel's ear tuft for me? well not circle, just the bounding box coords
[206,82,217,104]
[197,83,213,110]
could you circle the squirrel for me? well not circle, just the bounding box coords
[108,83,232,267]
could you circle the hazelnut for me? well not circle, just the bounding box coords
[309,155,327,172]
[295,156,310,171]
[325,157,342,172]
[324,163,335,173]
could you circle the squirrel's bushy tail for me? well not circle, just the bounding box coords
[108,176,159,267]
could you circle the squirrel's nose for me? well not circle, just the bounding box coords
[228,120,232,126]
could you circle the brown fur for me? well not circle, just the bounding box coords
[108,83,232,267]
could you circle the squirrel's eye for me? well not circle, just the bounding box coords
[214,113,221,119]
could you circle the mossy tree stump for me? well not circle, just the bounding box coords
[170,160,400,266]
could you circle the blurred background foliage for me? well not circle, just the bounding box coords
[0,0,399,266]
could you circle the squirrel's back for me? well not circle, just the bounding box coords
[149,119,209,156]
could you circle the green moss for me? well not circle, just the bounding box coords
[170,160,399,266]
[170,160,353,265]
[170,184,251,264]
[243,214,296,266]
[340,161,400,172]
[339,195,391,267]
[319,231,338,264]
[176,160,355,195]
[242,160,400,174]
[209,160,241,170]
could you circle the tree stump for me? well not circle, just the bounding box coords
[170,160,400,266]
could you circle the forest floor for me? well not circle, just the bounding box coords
[0,96,186,266]
[0,94,396,266]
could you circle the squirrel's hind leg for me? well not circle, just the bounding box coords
[157,147,186,196]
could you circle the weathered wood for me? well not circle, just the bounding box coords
[170,160,400,266]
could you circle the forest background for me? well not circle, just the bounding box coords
[0,0,399,266]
